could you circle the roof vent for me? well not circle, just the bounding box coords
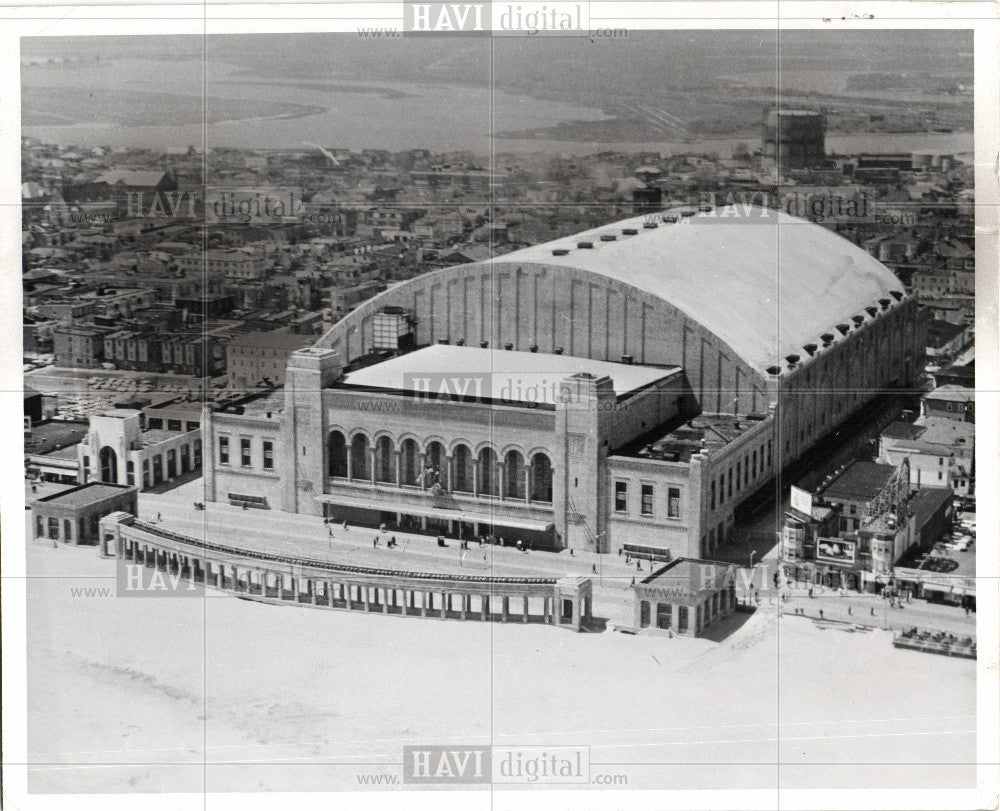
[890,290,904,301]
[879,298,891,310]
[600,234,616,242]
[643,221,659,229]
[577,241,594,249]
[621,228,639,236]
[621,354,634,364]
[766,365,782,376]
[836,323,850,336]
[552,248,570,256]
[803,343,818,356]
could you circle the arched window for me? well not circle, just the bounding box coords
[400,438,419,486]
[426,441,446,488]
[99,446,117,483]
[504,450,525,499]
[350,434,370,480]
[453,444,473,492]
[478,447,499,496]
[530,453,553,502]
[375,436,394,483]
[327,431,347,477]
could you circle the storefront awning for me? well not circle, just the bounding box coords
[315,492,554,533]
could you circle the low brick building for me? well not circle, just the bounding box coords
[30,482,138,545]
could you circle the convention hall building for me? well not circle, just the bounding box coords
[203,206,922,558]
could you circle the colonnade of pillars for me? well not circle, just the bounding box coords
[339,443,553,503]
[121,537,560,624]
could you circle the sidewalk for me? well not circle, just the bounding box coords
[778,590,976,636]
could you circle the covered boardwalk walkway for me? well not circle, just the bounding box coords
[99,512,592,630]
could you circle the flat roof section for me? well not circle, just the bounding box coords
[33,482,134,509]
[819,461,896,503]
[340,345,680,407]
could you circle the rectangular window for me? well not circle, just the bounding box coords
[728,469,733,499]
[736,462,742,492]
[752,450,758,477]
[639,600,650,628]
[744,455,750,487]
[218,435,230,465]
[641,484,654,515]
[614,481,628,513]
[262,440,274,470]
[668,487,681,518]
[48,517,59,539]
[656,602,672,629]
[63,519,72,540]
[718,474,725,504]
[710,480,716,510]
[36,515,45,538]
[240,437,251,467]
[678,605,689,633]
[167,419,182,432]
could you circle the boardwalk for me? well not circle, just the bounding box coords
[99,512,592,630]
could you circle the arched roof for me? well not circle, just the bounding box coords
[490,206,905,375]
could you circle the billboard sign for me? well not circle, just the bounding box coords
[816,537,856,565]
[789,485,813,517]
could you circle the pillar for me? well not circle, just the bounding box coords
[460,594,468,620]
[523,595,529,623]
[346,445,353,482]
[420,453,427,490]
[482,595,489,621]
[382,589,389,613]
[370,447,377,485]
[501,596,509,622]
[524,464,531,501]
[441,592,448,619]
[421,592,429,617]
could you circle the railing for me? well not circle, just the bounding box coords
[127,520,556,586]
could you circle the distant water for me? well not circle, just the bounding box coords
[22,56,974,158]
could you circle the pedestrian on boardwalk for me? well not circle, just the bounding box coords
[819,609,824,619]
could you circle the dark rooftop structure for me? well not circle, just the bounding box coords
[33,482,133,509]
[615,412,769,463]
[881,421,925,441]
[818,460,896,504]
[926,319,965,348]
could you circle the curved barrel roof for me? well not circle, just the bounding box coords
[492,206,905,375]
